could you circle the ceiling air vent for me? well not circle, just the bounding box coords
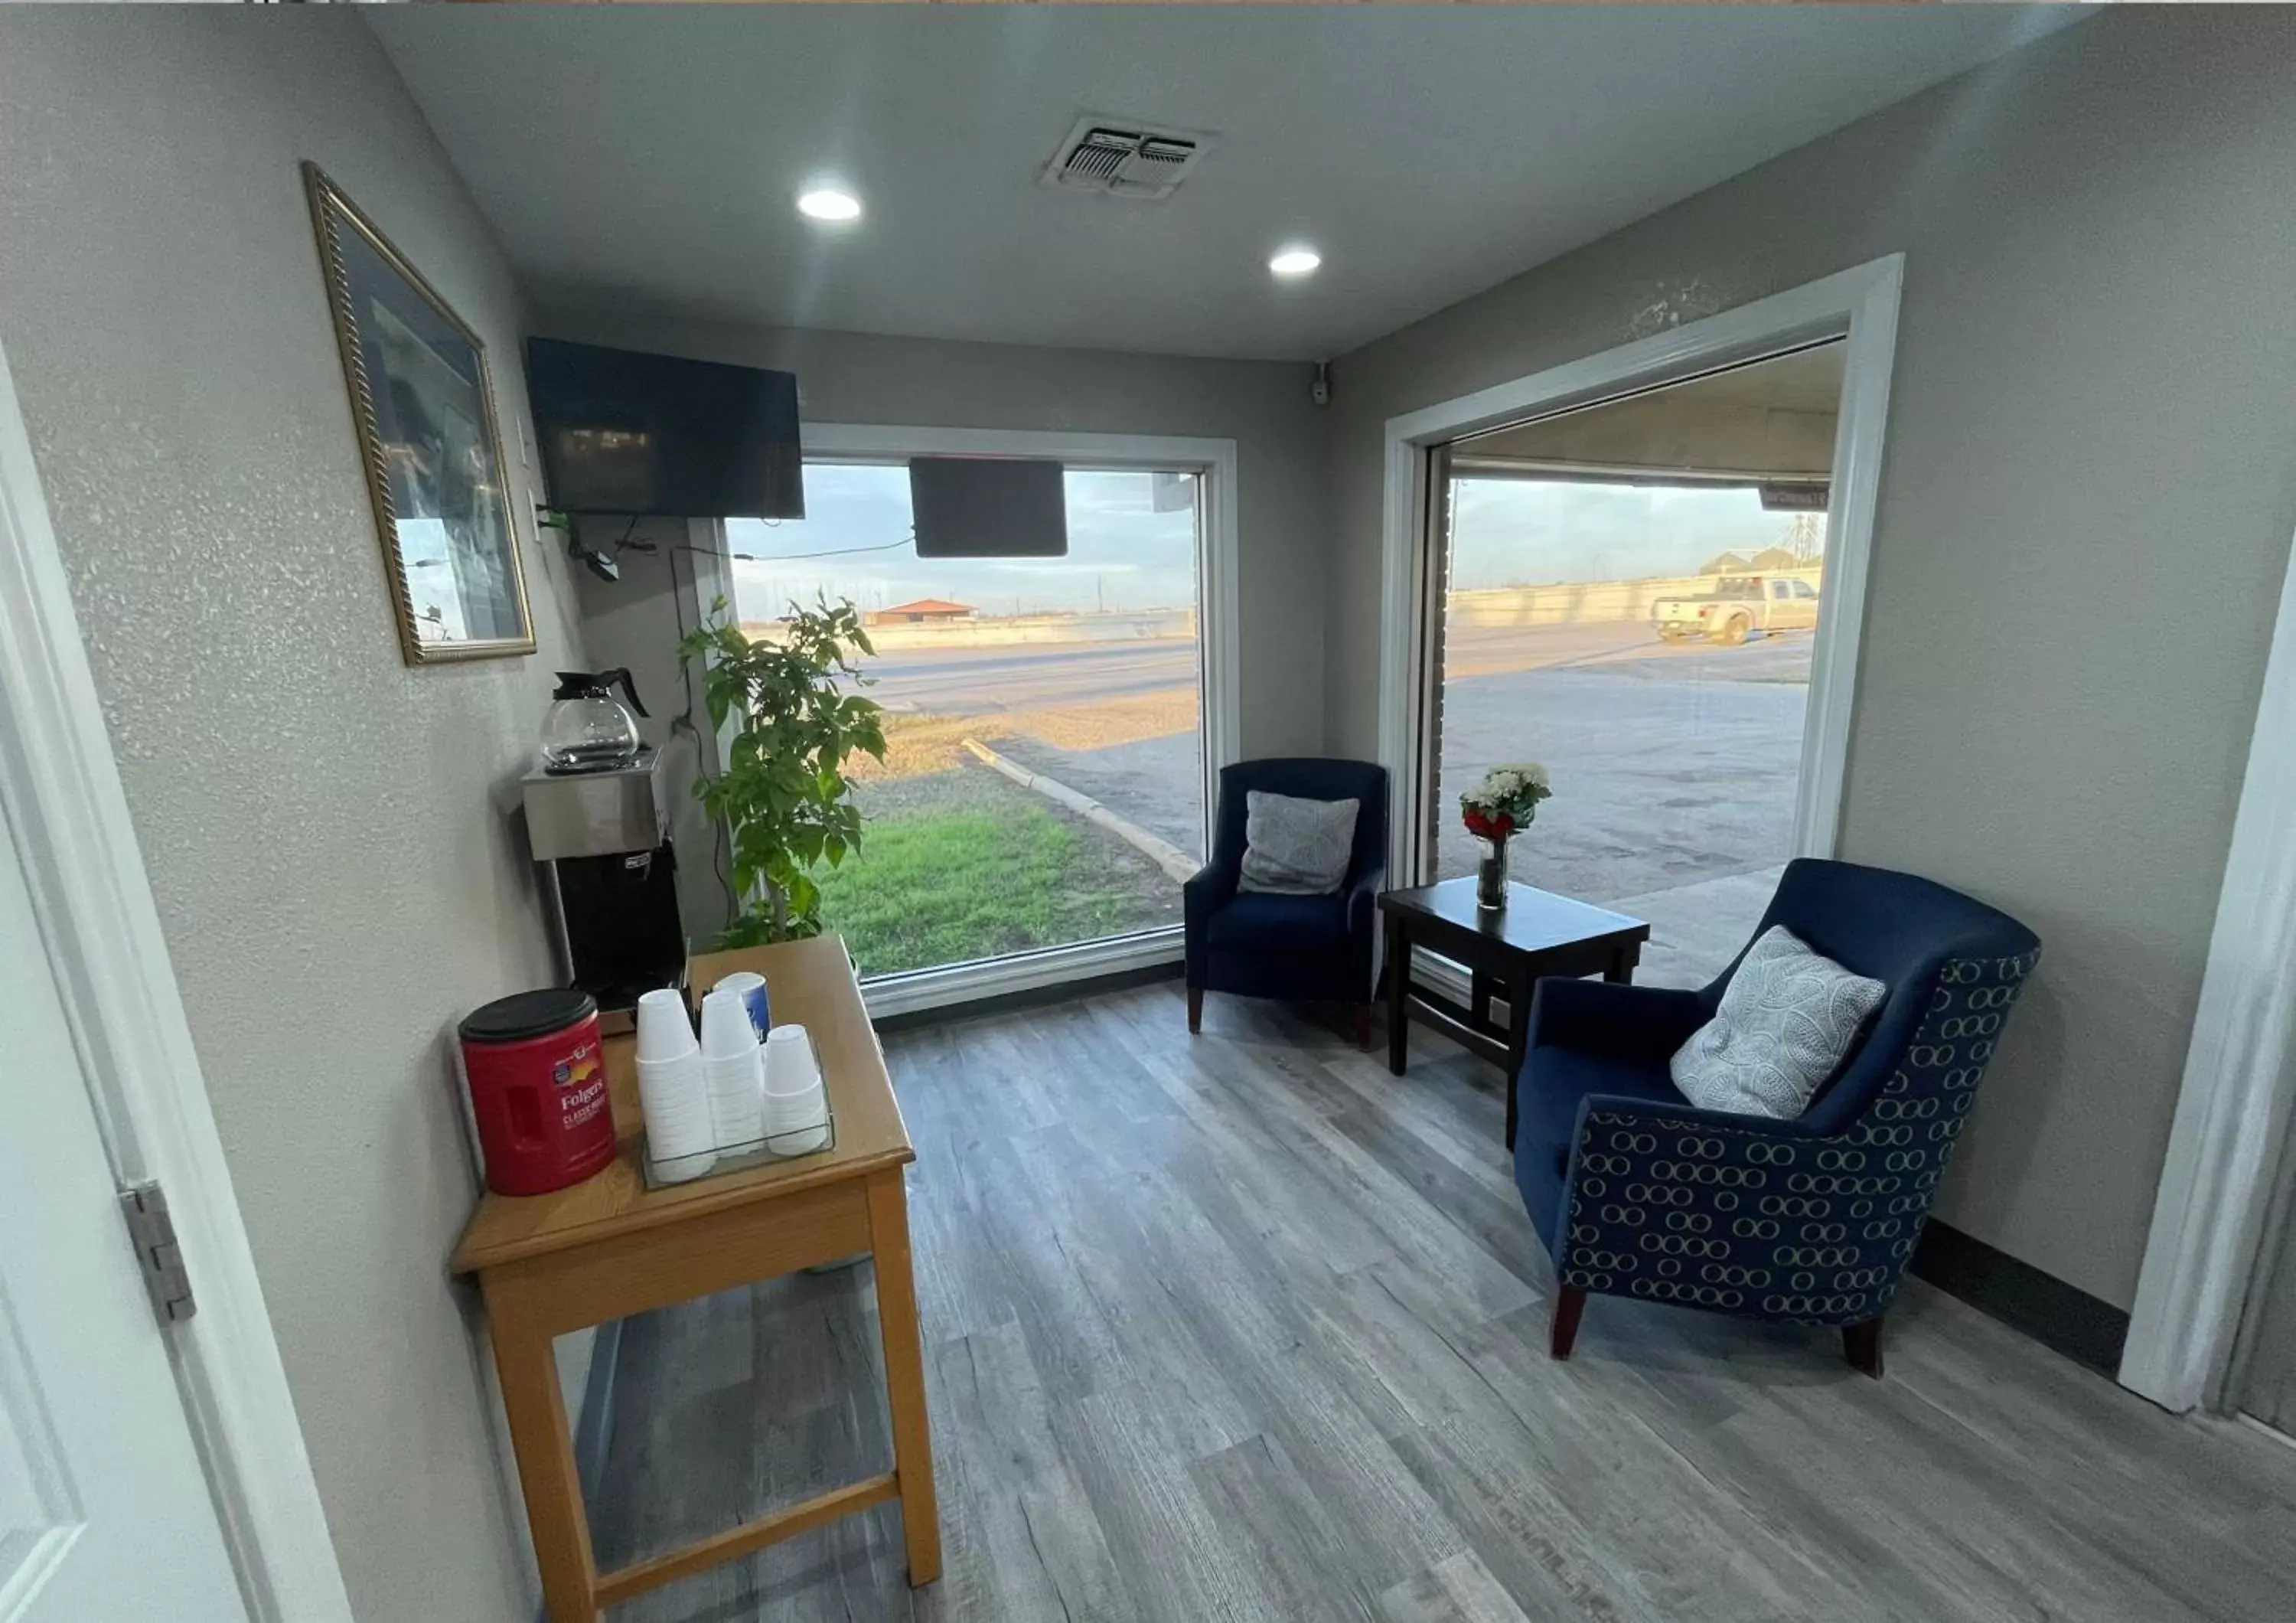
[1042,116,1214,201]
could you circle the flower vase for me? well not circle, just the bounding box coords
[1474,834,1511,912]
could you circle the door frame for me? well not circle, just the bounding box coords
[683,422,1241,1019]
[1373,254,1904,887]
[2121,518,2296,1413]
[0,343,353,1620]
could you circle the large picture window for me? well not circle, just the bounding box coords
[719,449,1219,988]
[1416,342,1847,987]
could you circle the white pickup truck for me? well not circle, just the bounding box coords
[1651,574,1821,645]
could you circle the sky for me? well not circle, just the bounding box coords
[727,464,1198,619]
[724,462,1818,621]
[1447,478,1820,589]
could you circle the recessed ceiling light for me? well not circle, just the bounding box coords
[797,188,863,223]
[1269,246,1322,278]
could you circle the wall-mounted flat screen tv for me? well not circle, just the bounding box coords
[525,337,803,518]
[909,456,1068,558]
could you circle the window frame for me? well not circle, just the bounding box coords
[681,423,1241,1019]
[1375,256,1903,893]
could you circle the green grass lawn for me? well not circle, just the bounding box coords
[813,797,1150,976]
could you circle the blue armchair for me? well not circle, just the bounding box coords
[1515,858,2040,1376]
[1185,759,1388,1048]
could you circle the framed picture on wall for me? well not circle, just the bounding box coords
[303,162,533,664]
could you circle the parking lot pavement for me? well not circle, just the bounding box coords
[856,618,1808,932]
[1607,866,1784,990]
[1435,659,1806,907]
[983,644,1805,920]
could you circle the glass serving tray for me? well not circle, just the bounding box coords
[637,1027,837,1190]
[638,1105,838,1191]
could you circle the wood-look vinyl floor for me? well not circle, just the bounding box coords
[589,982,2296,1622]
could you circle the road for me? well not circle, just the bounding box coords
[856,639,1197,714]
[855,619,1811,715]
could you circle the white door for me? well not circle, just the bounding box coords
[0,809,246,1621]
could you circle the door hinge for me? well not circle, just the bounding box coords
[119,1181,196,1325]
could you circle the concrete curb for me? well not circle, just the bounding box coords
[960,736,1200,884]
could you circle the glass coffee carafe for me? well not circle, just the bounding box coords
[539,669,648,774]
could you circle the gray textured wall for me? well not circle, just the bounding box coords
[0,11,582,1620]
[539,312,1332,942]
[1322,10,2296,1308]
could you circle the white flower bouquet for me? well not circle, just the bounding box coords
[1460,763,1551,841]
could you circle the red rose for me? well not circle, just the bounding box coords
[1462,807,1515,840]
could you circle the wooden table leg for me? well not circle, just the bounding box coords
[1605,945,1639,984]
[1470,968,1494,1030]
[481,1273,599,1623]
[1385,913,1411,1076]
[1504,972,1535,1153]
[866,1167,941,1586]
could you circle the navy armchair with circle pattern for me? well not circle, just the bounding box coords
[1184,758,1388,1047]
[1513,857,2040,1376]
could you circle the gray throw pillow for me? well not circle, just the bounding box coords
[1238,791,1360,896]
[1669,926,1887,1120]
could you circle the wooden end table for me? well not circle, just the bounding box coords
[451,935,938,1621]
[1378,878,1651,1148]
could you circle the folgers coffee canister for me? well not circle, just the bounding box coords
[458,988,617,1196]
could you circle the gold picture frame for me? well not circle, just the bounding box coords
[305,162,534,665]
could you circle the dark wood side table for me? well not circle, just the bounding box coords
[1378,877,1651,1148]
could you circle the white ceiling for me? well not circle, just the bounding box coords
[372,6,2078,362]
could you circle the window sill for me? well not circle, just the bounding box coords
[859,927,1182,1021]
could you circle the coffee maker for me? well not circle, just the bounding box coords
[521,747,687,1032]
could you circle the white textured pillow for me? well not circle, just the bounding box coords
[1238,791,1360,895]
[1670,926,1887,1119]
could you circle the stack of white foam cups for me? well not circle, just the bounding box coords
[634,988,716,1182]
[762,1024,830,1154]
[698,985,768,1151]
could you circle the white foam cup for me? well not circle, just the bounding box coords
[703,1049,765,1148]
[763,1023,819,1093]
[634,987,698,1063]
[713,970,771,1040]
[762,1025,830,1152]
[699,986,758,1061]
[634,1049,716,1181]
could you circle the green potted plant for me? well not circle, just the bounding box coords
[679,596,886,948]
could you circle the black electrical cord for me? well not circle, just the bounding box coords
[667,533,915,565]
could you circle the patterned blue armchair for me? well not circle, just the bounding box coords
[1185,759,1388,1048]
[1514,858,2040,1376]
